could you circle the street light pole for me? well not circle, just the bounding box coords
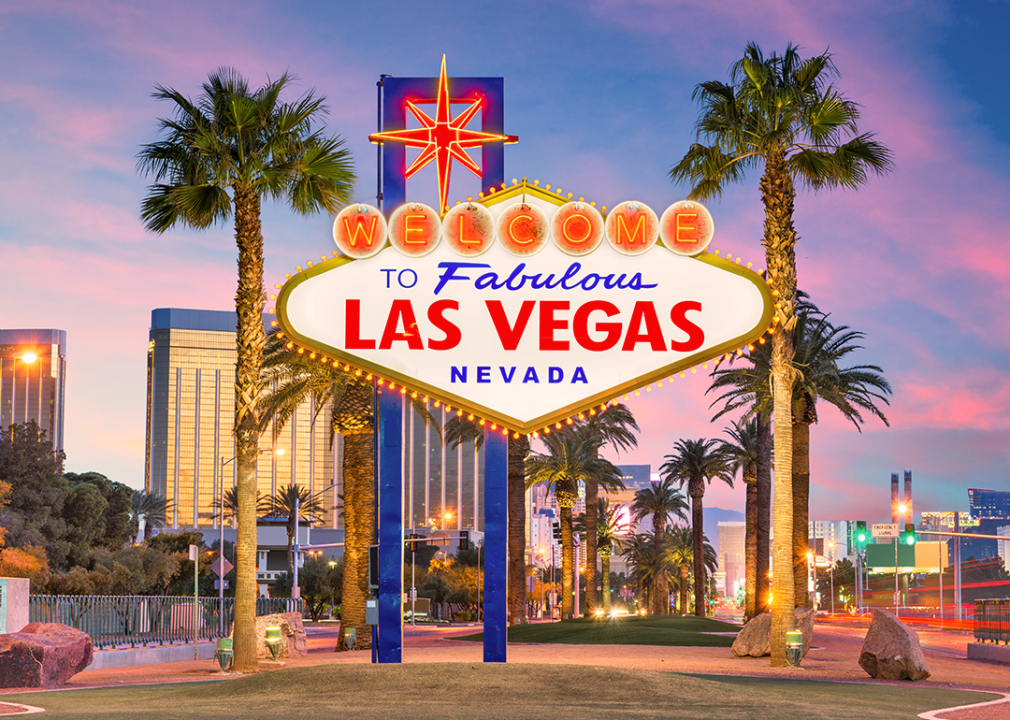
[293,481,338,600]
[828,541,835,615]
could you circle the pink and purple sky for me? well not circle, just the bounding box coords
[2,0,1007,521]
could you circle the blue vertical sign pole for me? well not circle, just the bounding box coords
[483,428,508,663]
[377,388,403,663]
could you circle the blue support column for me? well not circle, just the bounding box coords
[483,428,508,663]
[377,388,403,663]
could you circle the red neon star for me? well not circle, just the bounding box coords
[369,55,518,214]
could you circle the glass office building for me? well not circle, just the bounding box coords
[146,309,337,529]
[0,329,67,452]
[401,404,484,534]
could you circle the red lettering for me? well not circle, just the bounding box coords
[342,215,380,248]
[539,301,570,351]
[670,301,704,351]
[675,212,699,244]
[378,299,423,350]
[403,213,427,245]
[486,300,536,351]
[345,299,375,350]
[622,302,665,351]
[573,301,621,351]
[614,212,647,246]
[427,300,461,351]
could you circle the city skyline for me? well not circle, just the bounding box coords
[1,1,1008,520]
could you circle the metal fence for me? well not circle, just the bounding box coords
[973,599,1010,644]
[29,595,303,650]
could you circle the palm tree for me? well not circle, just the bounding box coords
[443,417,530,625]
[212,487,272,524]
[138,68,356,672]
[788,311,891,606]
[259,331,434,652]
[710,307,891,607]
[667,525,695,615]
[630,478,688,614]
[576,498,628,613]
[661,438,734,617]
[526,429,620,618]
[671,43,892,664]
[708,343,774,621]
[131,490,168,543]
[570,404,638,617]
[268,483,326,571]
[666,525,718,615]
[622,533,663,614]
[720,419,763,621]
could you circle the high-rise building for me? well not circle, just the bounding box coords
[808,520,850,561]
[401,404,484,534]
[717,521,746,596]
[890,470,913,525]
[616,465,651,490]
[968,489,1010,520]
[145,309,337,529]
[0,329,67,452]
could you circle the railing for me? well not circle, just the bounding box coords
[973,599,1010,645]
[29,595,303,650]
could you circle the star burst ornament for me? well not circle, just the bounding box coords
[369,55,518,214]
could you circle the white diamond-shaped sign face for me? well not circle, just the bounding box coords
[277,217,773,433]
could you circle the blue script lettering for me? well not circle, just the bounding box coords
[434,261,657,295]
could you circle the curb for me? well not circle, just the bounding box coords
[919,690,1010,719]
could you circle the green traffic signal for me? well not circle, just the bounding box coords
[854,520,868,547]
[902,524,917,546]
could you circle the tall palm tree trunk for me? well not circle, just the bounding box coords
[507,435,529,624]
[793,412,812,608]
[338,430,374,652]
[690,481,706,617]
[584,477,599,617]
[232,187,266,674]
[756,415,772,616]
[560,506,574,618]
[744,476,758,620]
[651,518,666,616]
[601,553,611,612]
[762,151,798,666]
[679,564,690,615]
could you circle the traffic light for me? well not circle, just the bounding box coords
[901,524,917,546]
[854,521,868,548]
[552,523,562,542]
[459,530,470,551]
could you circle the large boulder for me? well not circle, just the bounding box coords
[0,623,93,688]
[732,607,815,658]
[858,609,930,681]
[231,612,307,660]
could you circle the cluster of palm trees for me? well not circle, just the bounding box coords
[708,298,891,620]
[670,42,892,663]
[136,41,892,670]
[523,405,639,619]
[211,482,326,572]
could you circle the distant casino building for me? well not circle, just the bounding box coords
[0,329,67,452]
[145,309,337,529]
[616,464,652,490]
[968,489,1010,520]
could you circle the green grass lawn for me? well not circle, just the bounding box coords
[454,614,740,646]
[10,664,998,720]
